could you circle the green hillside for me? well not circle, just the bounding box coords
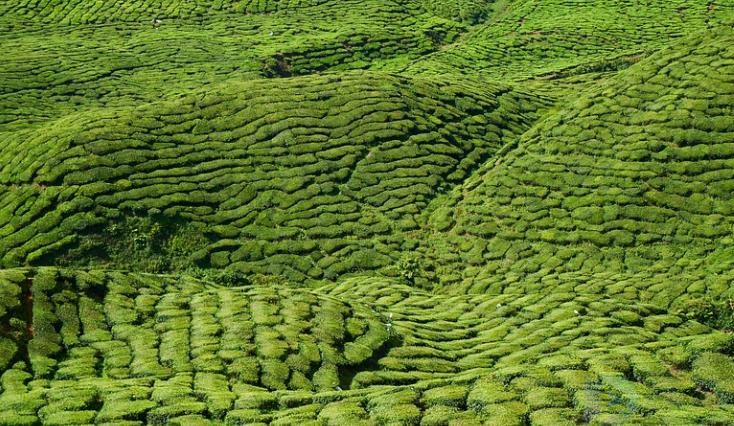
[420,28,734,294]
[0,72,547,281]
[2,0,734,424]
[407,0,734,85]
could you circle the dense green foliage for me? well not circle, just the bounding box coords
[407,0,734,82]
[2,0,734,424]
[0,72,547,281]
[418,28,734,293]
[2,269,734,424]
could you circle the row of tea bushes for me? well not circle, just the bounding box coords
[407,0,734,83]
[0,0,331,24]
[0,72,548,284]
[0,269,393,394]
[418,27,734,292]
[0,0,450,132]
[2,268,734,423]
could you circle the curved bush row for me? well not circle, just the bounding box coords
[0,72,548,283]
[407,0,734,82]
[2,268,734,424]
[417,28,734,291]
[0,0,456,132]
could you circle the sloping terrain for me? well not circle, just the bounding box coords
[2,269,734,425]
[407,0,734,84]
[0,72,547,281]
[0,0,463,132]
[2,0,734,425]
[420,28,734,295]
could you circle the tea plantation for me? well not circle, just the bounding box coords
[1,0,734,424]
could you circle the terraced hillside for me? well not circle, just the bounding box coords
[0,0,465,132]
[407,0,734,85]
[2,0,734,424]
[420,28,734,294]
[0,72,547,281]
